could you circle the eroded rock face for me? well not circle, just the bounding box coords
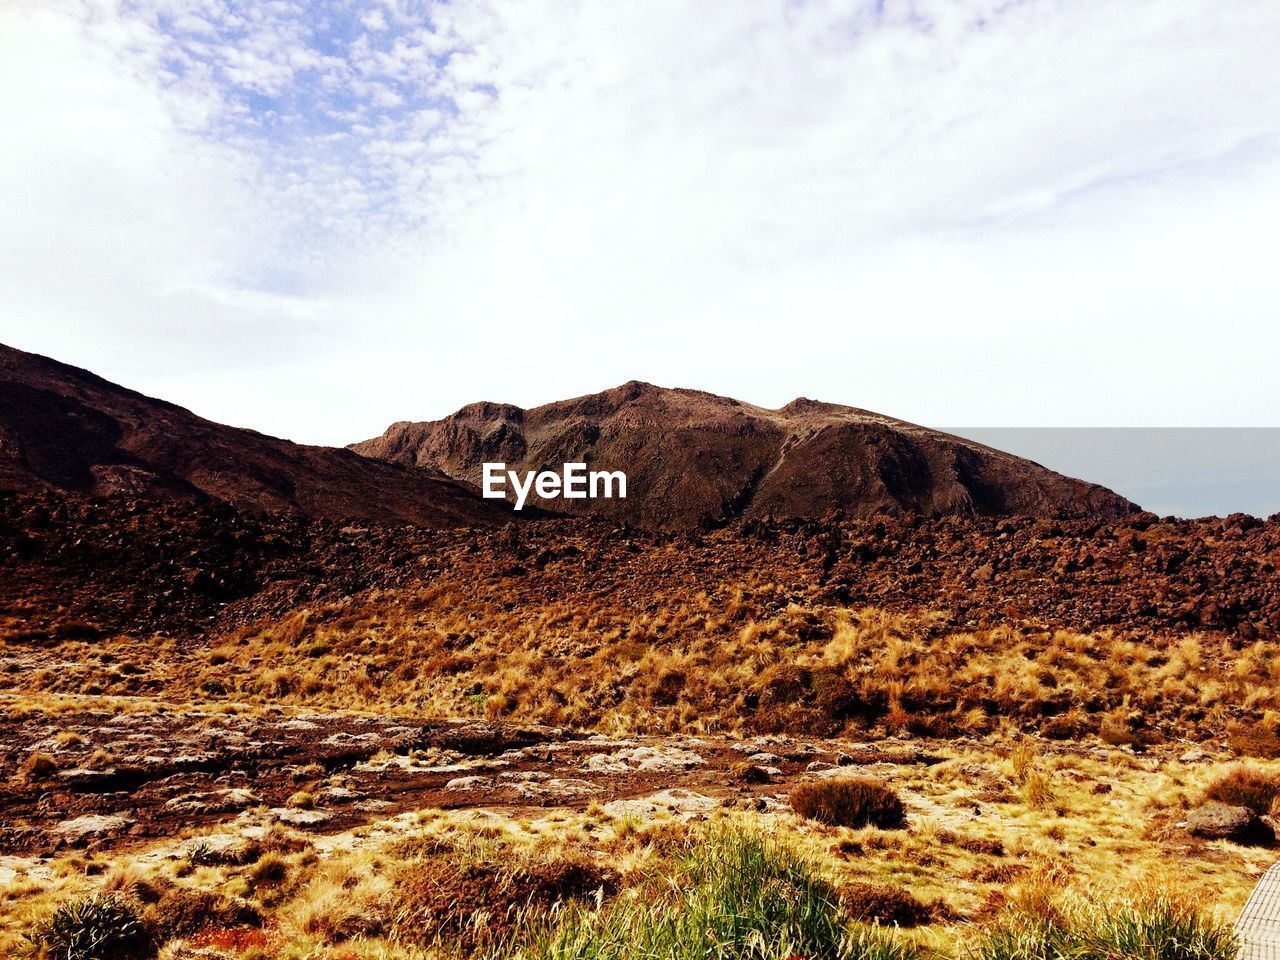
[1186,803,1274,845]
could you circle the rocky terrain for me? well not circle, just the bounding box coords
[2,696,1276,960]
[0,344,514,527]
[0,705,936,856]
[353,381,1137,529]
[2,346,1278,960]
[2,493,1276,644]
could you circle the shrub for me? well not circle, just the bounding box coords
[247,851,290,889]
[841,882,936,927]
[730,761,772,784]
[1099,717,1149,749]
[16,750,59,783]
[1228,720,1280,759]
[1203,767,1280,814]
[966,915,1072,960]
[392,850,614,952]
[1040,712,1090,741]
[147,888,258,942]
[1007,741,1037,783]
[1020,771,1056,810]
[751,665,869,736]
[790,778,906,829]
[955,836,1005,857]
[1086,895,1237,960]
[24,894,153,960]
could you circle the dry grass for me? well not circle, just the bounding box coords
[5,594,1272,748]
[1,741,1274,960]
[1203,767,1280,814]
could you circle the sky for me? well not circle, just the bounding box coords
[2,0,1280,450]
[950,429,1280,519]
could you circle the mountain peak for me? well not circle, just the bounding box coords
[353,382,1136,530]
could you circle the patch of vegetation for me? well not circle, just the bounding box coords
[841,882,937,928]
[750,664,867,736]
[147,887,258,942]
[1203,766,1280,814]
[16,750,58,783]
[501,829,916,960]
[790,779,906,829]
[1228,718,1280,759]
[23,894,152,960]
[246,851,290,890]
[391,848,615,954]
[967,891,1236,960]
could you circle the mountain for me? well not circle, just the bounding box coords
[352,381,1138,529]
[0,343,513,528]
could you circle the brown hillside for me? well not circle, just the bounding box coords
[0,343,512,527]
[353,381,1136,529]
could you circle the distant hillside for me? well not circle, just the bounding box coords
[0,343,512,528]
[352,381,1137,529]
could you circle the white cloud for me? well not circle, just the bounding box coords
[2,0,1279,444]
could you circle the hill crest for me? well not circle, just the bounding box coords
[0,343,513,528]
[352,381,1137,529]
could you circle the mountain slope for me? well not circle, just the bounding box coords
[353,381,1137,529]
[0,343,512,527]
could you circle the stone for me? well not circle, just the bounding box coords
[444,775,494,791]
[602,789,719,819]
[269,808,333,828]
[318,786,363,804]
[1187,803,1274,845]
[165,788,260,815]
[584,745,704,773]
[55,814,127,840]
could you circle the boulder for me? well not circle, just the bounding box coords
[55,814,127,841]
[444,775,494,791]
[1186,803,1274,845]
[165,788,260,815]
[269,808,332,828]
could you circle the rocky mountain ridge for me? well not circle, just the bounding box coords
[0,343,513,528]
[354,381,1137,529]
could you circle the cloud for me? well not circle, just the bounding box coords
[2,0,1279,444]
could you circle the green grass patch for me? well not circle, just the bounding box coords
[496,827,917,960]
